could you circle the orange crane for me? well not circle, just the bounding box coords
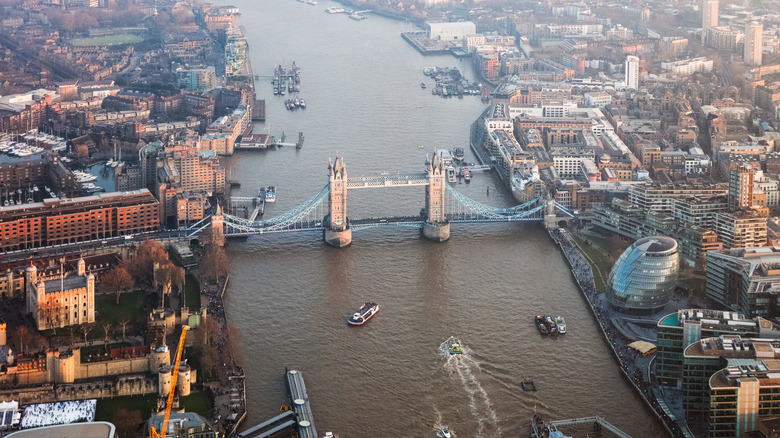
[150,325,189,438]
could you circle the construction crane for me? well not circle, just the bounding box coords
[150,325,189,438]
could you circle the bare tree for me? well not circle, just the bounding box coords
[119,319,130,341]
[200,316,219,347]
[81,324,93,346]
[202,247,229,283]
[18,325,33,356]
[101,266,135,304]
[123,240,168,285]
[102,323,112,346]
[226,324,243,365]
[155,261,185,306]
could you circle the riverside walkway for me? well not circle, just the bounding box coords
[550,228,692,438]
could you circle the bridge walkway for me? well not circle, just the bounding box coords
[549,416,631,438]
[236,410,295,438]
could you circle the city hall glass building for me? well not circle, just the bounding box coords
[606,236,679,311]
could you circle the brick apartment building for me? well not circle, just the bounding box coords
[0,189,159,251]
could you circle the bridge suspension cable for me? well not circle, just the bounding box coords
[222,184,330,235]
[445,185,544,221]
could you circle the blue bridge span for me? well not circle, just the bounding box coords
[189,154,576,246]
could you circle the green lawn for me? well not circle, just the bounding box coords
[95,290,146,326]
[184,274,201,309]
[80,341,132,361]
[95,395,157,422]
[570,235,613,291]
[181,392,213,418]
[71,34,144,46]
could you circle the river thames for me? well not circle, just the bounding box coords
[218,1,666,436]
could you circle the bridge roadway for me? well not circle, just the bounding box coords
[347,173,429,189]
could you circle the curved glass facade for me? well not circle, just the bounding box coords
[606,236,679,311]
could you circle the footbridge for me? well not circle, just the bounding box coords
[195,152,575,247]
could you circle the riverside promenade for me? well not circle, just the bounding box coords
[549,228,689,438]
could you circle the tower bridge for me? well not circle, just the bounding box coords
[193,151,576,247]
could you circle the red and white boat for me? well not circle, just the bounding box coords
[347,302,379,326]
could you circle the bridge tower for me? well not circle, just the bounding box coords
[324,155,352,247]
[423,150,450,242]
[211,204,225,247]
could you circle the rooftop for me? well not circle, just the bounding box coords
[634,236,677,253]
[7,422,114,438]
[42,274,88,293]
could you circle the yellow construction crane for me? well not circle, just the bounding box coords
[150,325,189,438]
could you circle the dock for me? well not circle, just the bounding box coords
[236,134,271,150]
[237,369,320,438]
[229,195,264,221]
[252,99,265,121]
[287,369,317,438]
[532,415,632,438]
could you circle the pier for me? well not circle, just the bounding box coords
[252,99,265,121]
[531,416,632,438]
[235,131,304,150]
[237,369,319,438]
[287,369,317,438]
[228,194,264,221]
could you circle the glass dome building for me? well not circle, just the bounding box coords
[606,236,679,311]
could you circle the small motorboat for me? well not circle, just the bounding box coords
[447,336,462,355]
[556,316,566,334]
[441,429,452,438]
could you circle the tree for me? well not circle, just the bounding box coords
[201,247,229,283]
[102,323,112,346]
[81,324,93,346]
[123,240,168,285]
[18,325,33,356]
[155,261,185,306]
[199,316,219,347]
[119,319,130,340]
[226,324,243,365]
[101,266,135,304]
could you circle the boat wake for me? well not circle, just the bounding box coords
[432,407,456,437]
[439,341,500,437]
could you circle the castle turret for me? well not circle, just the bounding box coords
[158,365,173,397]
[177,362,191,396]
[77,257,85,276]
[25,264,37,285]
[149,345,171,374]
[56,350,76,384]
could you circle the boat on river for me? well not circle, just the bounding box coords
[535,315,558,336]
[447,167,456,183]
[348,302,379,326]
[447,336,462,354]
[555,316,566,334]
[452,147,465,162]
